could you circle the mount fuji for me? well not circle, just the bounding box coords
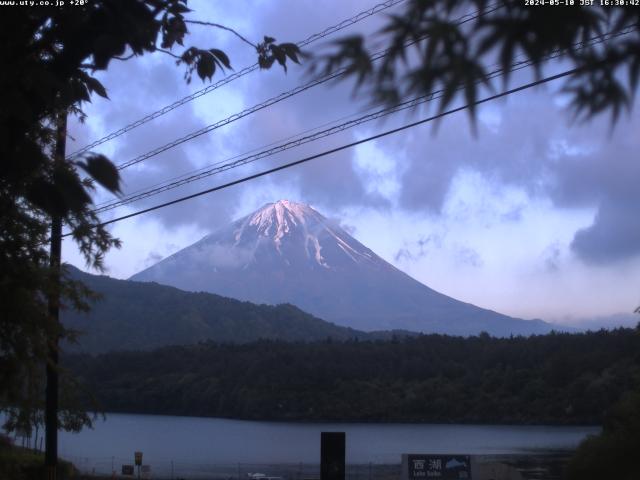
[131,200,554,336]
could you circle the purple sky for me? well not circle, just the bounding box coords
[63,0,640,327]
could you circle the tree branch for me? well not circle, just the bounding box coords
[185,20,256,49]
[156,48,182,60]
[113,53,135,61]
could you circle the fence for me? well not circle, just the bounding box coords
[63,454,571,480]
[62,458,401,480]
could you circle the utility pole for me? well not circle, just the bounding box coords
[45,109,67,480]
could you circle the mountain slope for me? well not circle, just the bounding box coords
[131,200,554,336]
[61,266,365,353]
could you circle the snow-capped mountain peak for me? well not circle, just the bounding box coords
[246,200,315,246]
[130,200,556,336]
[227,200,376,269]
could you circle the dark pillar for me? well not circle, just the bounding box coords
[45,110,67,480]
[321,432,345,480]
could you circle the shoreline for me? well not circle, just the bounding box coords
[86,410,603,429]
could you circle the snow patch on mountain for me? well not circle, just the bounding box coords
[229,199,369,268]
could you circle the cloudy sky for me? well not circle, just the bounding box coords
[63,0,640,328]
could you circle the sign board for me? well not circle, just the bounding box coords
[406,455,471,480]
[121,465,134,476]
[141,465,151,478]
[134,451,143,466]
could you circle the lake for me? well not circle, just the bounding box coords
[55,412,599,476]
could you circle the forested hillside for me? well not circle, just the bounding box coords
[66,327,640,424]
[62,266,367,352]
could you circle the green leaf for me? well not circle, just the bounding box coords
[279,43,301,64]
[210,48,231,69]
[169,3,190,14]
[76,154,121,194]
[271,45,287,70]
[84,76,109,99]
[259,56,275,70]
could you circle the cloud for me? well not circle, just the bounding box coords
[144,251,164,268]
[393,233,443,262]
[175,0,399,214]
[66,1,456,231]
[455,246,483,268]
[544,113,640,263]
[394,247,413,263]
[501,206,524,222]
[381,91,560,214]
[67,0,640,271]
[338,221,356,236]
[571,199,640,264]
[542,243,562,273]
[197,243,255,269]
[69,50,255,231]
[377,84,640,265]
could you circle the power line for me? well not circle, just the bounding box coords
[66,0,407,159]
[92,103,386,210]
[91,1,506,210]
[96,91,454,210]
[92,26,634,214]
[92,79,476,213]
[63,65,583,237]
[112,3,503,171]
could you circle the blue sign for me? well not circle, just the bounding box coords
[407,455,471,479]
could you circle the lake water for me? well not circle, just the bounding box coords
[56,413,599,470]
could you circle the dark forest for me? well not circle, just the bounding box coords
[66,327,640,425]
